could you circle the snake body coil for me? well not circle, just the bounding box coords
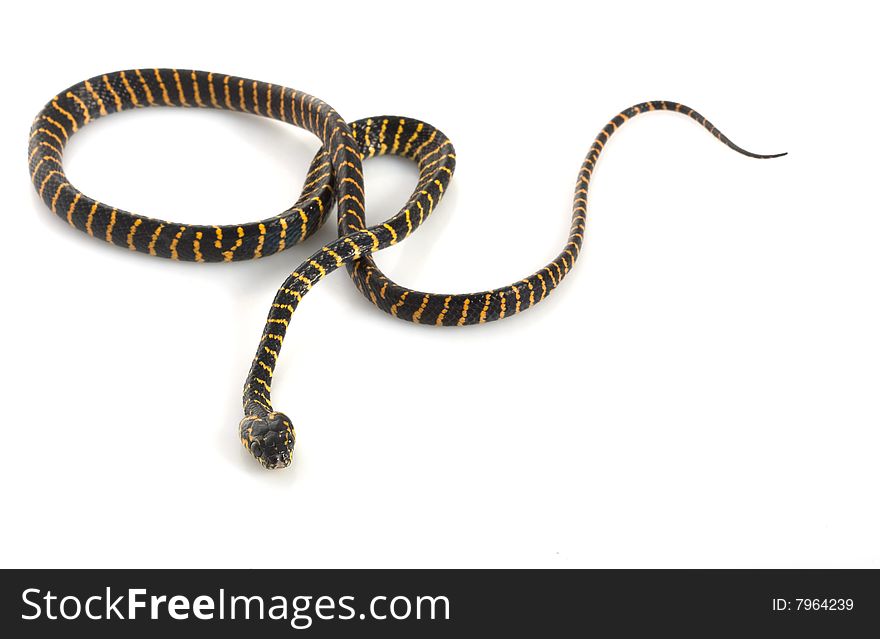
[29,69,784,469]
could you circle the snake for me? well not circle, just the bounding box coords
[28,69,785,470]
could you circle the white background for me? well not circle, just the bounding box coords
[1,1,877,568]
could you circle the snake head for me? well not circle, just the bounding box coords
[239,412,296,469]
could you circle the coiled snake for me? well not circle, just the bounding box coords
[28,69,785,469]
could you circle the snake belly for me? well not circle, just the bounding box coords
[28,69,784,470]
